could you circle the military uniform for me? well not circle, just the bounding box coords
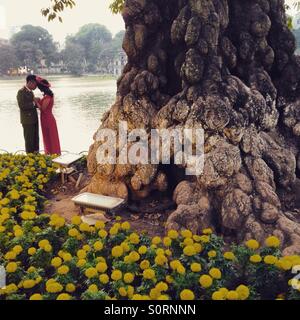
[17,87,39,153]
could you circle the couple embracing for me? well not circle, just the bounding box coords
[17,75,61,155]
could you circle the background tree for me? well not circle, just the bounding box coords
[61,41,85,75]
[10,25,59,68]
[0,41,19,75]
[68,24,113,72]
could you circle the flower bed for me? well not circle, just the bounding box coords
[0,154,300,300]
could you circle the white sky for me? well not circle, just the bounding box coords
[0,0,125,44]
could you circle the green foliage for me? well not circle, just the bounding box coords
[0,42,19,75]
[10,25,59,68]
[42,0,124,22]
[109,0,125,14]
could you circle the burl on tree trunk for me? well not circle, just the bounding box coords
[86,0,300,254]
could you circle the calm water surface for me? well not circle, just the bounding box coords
[0,76,117,153]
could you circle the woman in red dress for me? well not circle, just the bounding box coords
[34,78,61,155]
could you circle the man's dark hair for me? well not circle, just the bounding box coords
[26,75,37,83]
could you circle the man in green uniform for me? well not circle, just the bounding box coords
[17,75,39,153]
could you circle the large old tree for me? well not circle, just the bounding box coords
[47,0,300,254]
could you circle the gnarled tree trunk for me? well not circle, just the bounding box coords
[87,0,300,254]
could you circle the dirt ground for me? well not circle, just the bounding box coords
[43,172,172,237]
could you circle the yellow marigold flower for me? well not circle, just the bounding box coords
[127,285,135,298]
[156,282,168,292]
[96,262,108,273]
[155,254,168,266]
[152,236,161,245]
[138,245,147,255]
[27,247,36,256]
[191,263,202,273]
[93,241,103,251]
[79,223,90,232]
[44,244,52,252]
[12,245,23,255]
[6,262,17,273]
[58,265,69,275]
[111,269,122,281]
[143,268,155,280]
[121,221,131,230]
[163,237,172,247]
[276,259,292,271]
[51,257,62,268]
[166,275,174,284]
[183,238,194,246]
[95,220,105,229]
[99,274,109,284]
[27,266,36,273]
[183,245,196,256]
[168,230,179,239]
[140,260,150,270]
[212,291,226,300]
[194,243,202,253]
[66,283,76,293]
[68,228,79,237]
[98,229,108,238]
[245,239,260,250]
[30,294,43,300]
[77,259,86,268]
[77,249,87,260]
[57,293,71,300]
[199,275,213,288]
[23,279,36,289]
[124,272,135,284]
[119,287,127,297]
[63,252,72,262]
[170,260,181,270]
[203,228,213,235]
[236,285,250,300]
[109,227,118,235]
[224,251,235,260]
[14,229,23,237]
[208,250,217,258]
[85,267,98,279]
[264,255,278,265]
[38,239,49,249]
[121,242,130,253]
[4,283,18,294]
[209,268,222,280]
[181,229,193,238]
[71,216,82,225]
[199,235,210,243]
[88,284,98,293]
[128,251,140,262]
[112,246,124,258]
[180,289,195,300]
[165,249,172,256]
[5,251,16,260]
[177,265,186,275]
[150,288,160,299]
[265,236,280,248]
[129,233,140,244]
[226,290,239,300]
[250,254,262,263]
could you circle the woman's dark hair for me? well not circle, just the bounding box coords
[37,79,54,97]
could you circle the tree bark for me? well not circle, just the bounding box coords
[87,0,300,254]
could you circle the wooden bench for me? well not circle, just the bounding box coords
[52,153,84,187]
[71,192,125,216]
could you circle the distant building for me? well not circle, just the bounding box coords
[107,51,127,76]
[36,59,65,75]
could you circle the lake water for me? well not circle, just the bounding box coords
[0,76,117,153]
